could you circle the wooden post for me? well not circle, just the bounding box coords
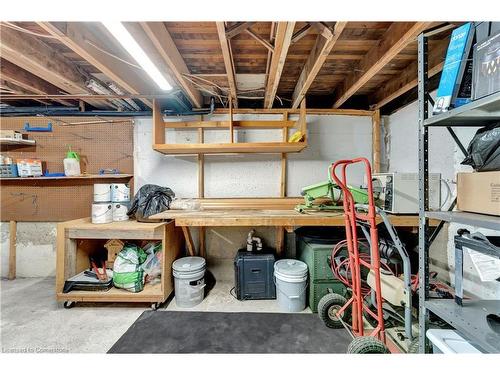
[275,226,284,257]
[299,98,307,142]
[280,111,288,198]
[181,226,196,256]
[372,109,381,173]
[197,117,206,258]
[199,228,206,258]
[8,221,16,280]
[152,99,165,145]
[229,97,234,143]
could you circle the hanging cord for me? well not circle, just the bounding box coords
[84,39,143,70]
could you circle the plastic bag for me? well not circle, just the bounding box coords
[127,184,175,222]
[113,243,147,293]
[461,123,500,171]
[141,242,162,284]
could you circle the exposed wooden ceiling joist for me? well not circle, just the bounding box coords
[0,25,110,109]
[141,22,203,108]
[291,24,312,44]
[216,22,238,107]
[264,21,296,108]
[0,79,52,106]
[245,28,274,52]
[0,58,74,106]
[291,22,347,109]
[225,22,256,39]
[37,22,153,108]
[332,22,432,108]
[370,37,449,109]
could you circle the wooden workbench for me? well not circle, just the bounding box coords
[150,209,437,257]
[150,209,432,227]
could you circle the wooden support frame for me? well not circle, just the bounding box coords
[9,221,16,280]
[181,226,196,256]
[225,22,256,39]
[372,109,381,173]
[245,28,274,52]
[152,99,308,155]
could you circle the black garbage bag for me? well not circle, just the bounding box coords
[127,184,175,222]
[461,123,500,171]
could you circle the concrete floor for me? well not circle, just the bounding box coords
[1,259,311,353]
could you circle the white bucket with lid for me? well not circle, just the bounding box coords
[172,256,206,308]
[94,183,112,202]
[112,202,130,222]
[91,203,113,224]
[111,183,130,202]
[274,259,308,312]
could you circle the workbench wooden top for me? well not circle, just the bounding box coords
[60,218,167,239]
[150,209,435,227]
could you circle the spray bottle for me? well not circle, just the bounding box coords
[63,146,81,176]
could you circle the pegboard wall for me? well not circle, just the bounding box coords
[0,116,134,222]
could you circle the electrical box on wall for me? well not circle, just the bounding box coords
[370,172,441,214]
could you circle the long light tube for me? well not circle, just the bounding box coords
[102,21,172,91]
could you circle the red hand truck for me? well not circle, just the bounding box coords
[329,157,389,353]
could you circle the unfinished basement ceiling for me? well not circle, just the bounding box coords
[0,21,455,113]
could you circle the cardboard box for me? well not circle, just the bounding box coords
[16,159,43,177]
[0,130,22,140]
[457,172,500,216]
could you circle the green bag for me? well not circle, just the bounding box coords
[113,243,147,293]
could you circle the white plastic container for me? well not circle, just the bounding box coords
[111,183,130,202]
[426,329,481,353]
[91,203,113,224]
[274,259,308,312]
[93,184,112,203]
[112,202,130,222]
[172,257,206,308]
[63,150,81,176]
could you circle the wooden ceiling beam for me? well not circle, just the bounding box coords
[291,24,312,44]
[291,22,347,109]
[225,22,256,39]
[0,79,52,106]
[308,22,334,39]
[264,21,296,109]
[245,28,274,52]
[37,22,153,108]
[370,37,449,109]
[216,22,238,107]
[0,58,74,106]
[0,25,109,109]
[332,22,432,108]
[141,22,203,108]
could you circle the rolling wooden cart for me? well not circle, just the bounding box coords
[56,218,183,309]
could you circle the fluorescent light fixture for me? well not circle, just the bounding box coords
[102,21,172,91]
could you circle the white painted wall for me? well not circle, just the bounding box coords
[385,98,500,299]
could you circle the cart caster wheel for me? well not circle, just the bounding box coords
[318,293,349,329]
[63,301,75,309]
[347,336,390,354]
[407,338,419,354]
[151,303,161,311]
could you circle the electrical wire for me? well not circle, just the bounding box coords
[439,178,453,210]
[84,39,143,70]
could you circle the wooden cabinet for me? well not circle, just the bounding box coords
[56,218,183,307]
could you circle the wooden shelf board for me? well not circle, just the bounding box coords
[163,120,296,129]
[57,283,163,303]
[0,174,133,181]
[63,218,166,240]
[153,142,307,155]
[0,138,36,146]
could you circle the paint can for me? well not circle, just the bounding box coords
[94,183,112,202]
[111,183,130,202]
[112,202,130,222]
[91,203,113,224]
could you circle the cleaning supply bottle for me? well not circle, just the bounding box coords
[63,147,81,176]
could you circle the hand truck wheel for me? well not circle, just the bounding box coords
[347,336,390,354]
[151,302,161,311]
[318,293,350,329]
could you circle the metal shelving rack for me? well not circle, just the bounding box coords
[417,31,500,353]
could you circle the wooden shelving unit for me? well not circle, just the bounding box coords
[152,98,308,155]
[56,218,184,308]
[0,173,133,182]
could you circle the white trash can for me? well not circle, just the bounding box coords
[172,257,206,308]
[274,259,308,312]
[426,329,481,353]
